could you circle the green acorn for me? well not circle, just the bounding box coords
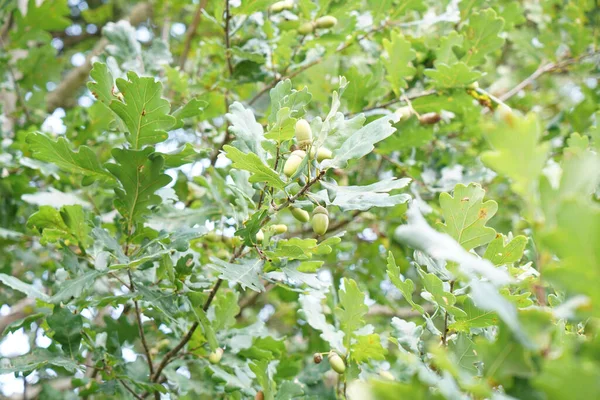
[271,224,288,234]
[328,351,345,374]
[394,106,412,121]
[269,0,293,13]
[298,22,315,35]
[208,348,223,364]
[291,207,310,222]
[315,16,337,29]
[283,150,306,177]
[310,146,333,162]
[295,119,313,148]
[256,229,265,243]
[311,206,329,236]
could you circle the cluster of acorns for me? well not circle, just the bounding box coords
[283,119,331,236]
[269,0,338,35]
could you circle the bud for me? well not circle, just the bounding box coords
[208,348,223,364]
[283,150,306,177]
[313,353,323,364]
[328,351,346,374]
[310,147,333,162]
[291,207,310,222]
[418,112,441,125]
[271,224,288,234]
[269,0,293,13]
[298,22,315,35]
[315,16,337,29]
[394,106,412,121]
[256,229,265,243]
[295,119,313,148]
[312,206,329,236]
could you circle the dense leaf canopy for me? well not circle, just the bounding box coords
[0,0,599,399]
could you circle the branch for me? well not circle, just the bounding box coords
[178,0,209,69]
[499,51,600,102]
[346,89,438,117]
[366,304,434,318]
[46,2,152,112]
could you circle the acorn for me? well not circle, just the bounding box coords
[315,16,337,29]
[379,370,395,380]
[269,0,293,13]
[394,106,412,121]
[497,104,515,126]
[295,119,313,148]
[328,351,345,374]
[283,150,306,177]
[311,206,329,236]
[291,207,310,222]
[298,22,315,35]
[256,229,265,243]
[271,224,288,234]
[208,348,223,364]
[310,147,333,162]
[418,112,441,125]
[313,353,323,364]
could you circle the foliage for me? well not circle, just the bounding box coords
[0,0,599,399]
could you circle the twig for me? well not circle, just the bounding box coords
[119,380,144,400]
[127,271,156,381]
[441,280,455,346]
[179,0,209,69]
[224,0,234,77]
[346,89,437,117]
[499,51,600,102]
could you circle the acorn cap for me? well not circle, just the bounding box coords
[313,206,328,216]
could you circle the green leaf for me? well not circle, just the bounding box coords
[481,112,550,200]
[336,278,368,350]
[450,298,498,332]
[190,304,218,351]
[208,257,265,292]
[322,114,399,169]
[87,62,116,108]
[21,0,71,31]
[268,79,312,124]
[424,62,482,88]
[381,31,416,94]
[0,274,50,301]
[460,9,505,67]
[386,252,424,314]
[352,334,387,364]
[110,71,176,149]
[47,306,83,358]
[317,177,411,211]
[299,293,345,352]
[223,145,285,189]
[211,291,240,331]
[0,349,80,374]
[483,235,527,266]
[26,133,114,184]
[275,381,304,399]
[49,270,105,304]
[226,102,267,161]
[264,107,296,142]
[158,143,205,168]
[105,148,172,227]
[437,183,498,250]
[27,205,90,246]
[172,98,207,128]
[421,272,467,317]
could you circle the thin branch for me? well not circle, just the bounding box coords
[0,38,31,122]
[119,380,144,400]
[127,271,155,378]
[224,0,234,76]
[499,50,600,102]
[179,0,209,69]
[46,2,152,112]
[441,280,455,346]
